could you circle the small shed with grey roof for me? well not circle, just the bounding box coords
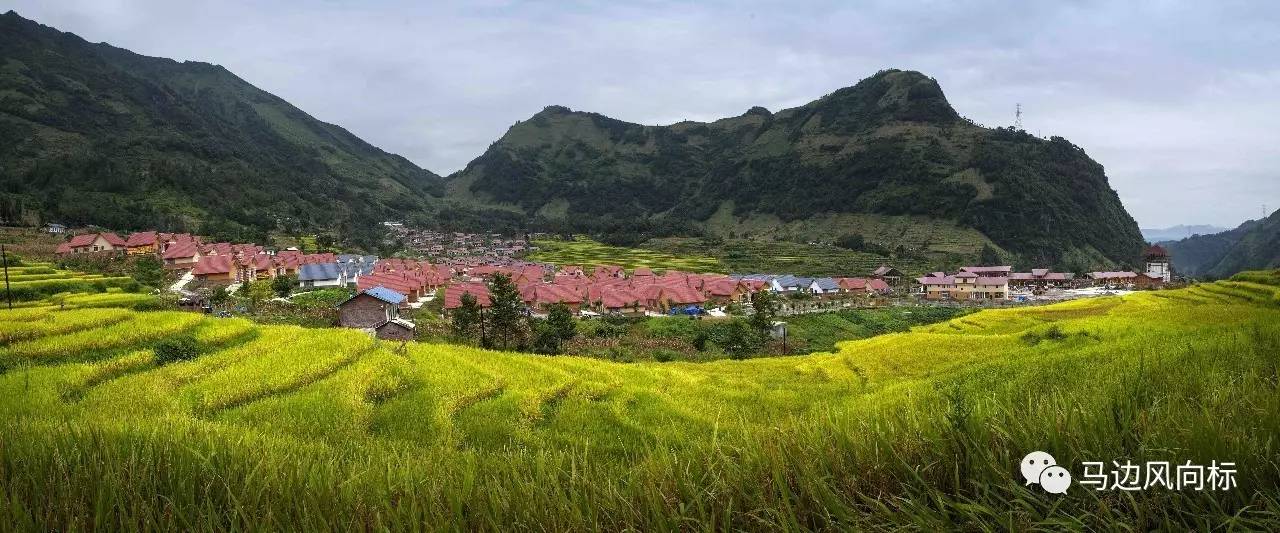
[375,318,417,341]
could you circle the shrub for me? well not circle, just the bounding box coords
[153,335,201,365]
[652,349,679,363]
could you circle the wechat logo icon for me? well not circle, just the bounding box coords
[1022,451,1071,494]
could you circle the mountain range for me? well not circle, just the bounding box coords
[0,11,444,245]
[1140,224,1230,243]
[448,70,1144,268]
[0,11,1147,268]
[1159,209,1280,278]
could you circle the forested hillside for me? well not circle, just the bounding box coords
[0,11,444,243]
[450,70,1145,269]
[1162,209,1280,278]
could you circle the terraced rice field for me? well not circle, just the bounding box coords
[645,237,935,276]
[1,274,1279,529]
[529,236,725,272]
[0,262,135,301]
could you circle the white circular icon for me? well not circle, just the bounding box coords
[1039,465,1072,494]
[1020,451,1057,485]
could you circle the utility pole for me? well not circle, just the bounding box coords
[1,244,11,310]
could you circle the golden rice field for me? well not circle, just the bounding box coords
[1,273,1279,530]
[528,236,726,272]
[0,262,136,302]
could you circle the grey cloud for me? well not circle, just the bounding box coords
[7,0,1278,228]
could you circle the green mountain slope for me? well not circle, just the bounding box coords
[449,69,1144,268]
[0,11,443,242]
[1162,209,1280,278]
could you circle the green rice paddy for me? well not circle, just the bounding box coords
[1,273,1279,529]
[528,236,725,272]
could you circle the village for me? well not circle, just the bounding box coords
[383,222,535,260]
[49,226,1177,341]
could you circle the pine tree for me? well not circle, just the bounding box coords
[748,289,779,334]
[486,274,528,350]
[545,303,577,342]
[451,292,482,341]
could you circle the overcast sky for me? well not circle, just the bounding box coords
[8,0,1279,228]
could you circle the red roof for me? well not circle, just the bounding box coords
[67,233,119,248]
[521,284,584,306]
[837,277,868,290]
[358,275,418,297]
[663,285,706,305]
[55,242,71,254]
[301,253,336,265]
[239,253,272,271]
[163,241,200,260]
[601,287,644,309]
[960,266,1012,274]
[703,278,741,297]
[915,274,954,285]
[274,252,302,270]
[202,242,233,256]
[102,233,126,246]
[444,283,492,309]
[1144,245,1169,258]
[192,255,234,276]
[125,231,157,247]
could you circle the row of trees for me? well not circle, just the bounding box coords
[450,274,577,354]
[449,274,783,359]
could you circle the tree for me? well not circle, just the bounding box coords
[979,244,1001,266]
[708,319,764,360]
[545,303,577,342]
[153,334,200,365]
[130,255,166,289]
[748,289,779,334]
[486,273,528,350]
[244,279,274,312]
[529,318,562,355]
[271,274,297,298]
[835,233,866,251]
[206,286,229,310]
[451,292,483,341]
[315,233,335,253]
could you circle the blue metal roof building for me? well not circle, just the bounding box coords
[362,286,406,306]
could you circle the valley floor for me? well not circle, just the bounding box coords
[1,274,1279,530]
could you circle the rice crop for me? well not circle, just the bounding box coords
[0,273,1278,530]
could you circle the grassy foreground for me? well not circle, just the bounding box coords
[1,275,1280,530]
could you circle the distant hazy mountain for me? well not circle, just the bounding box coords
[449,69,1145,268]
[1141,224,1230,242]
[0,11,444,243]
[1161,210,1280,278]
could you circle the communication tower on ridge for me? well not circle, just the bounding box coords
[1015,103,1023,130]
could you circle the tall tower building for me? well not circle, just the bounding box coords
[1143,245,1172,282]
